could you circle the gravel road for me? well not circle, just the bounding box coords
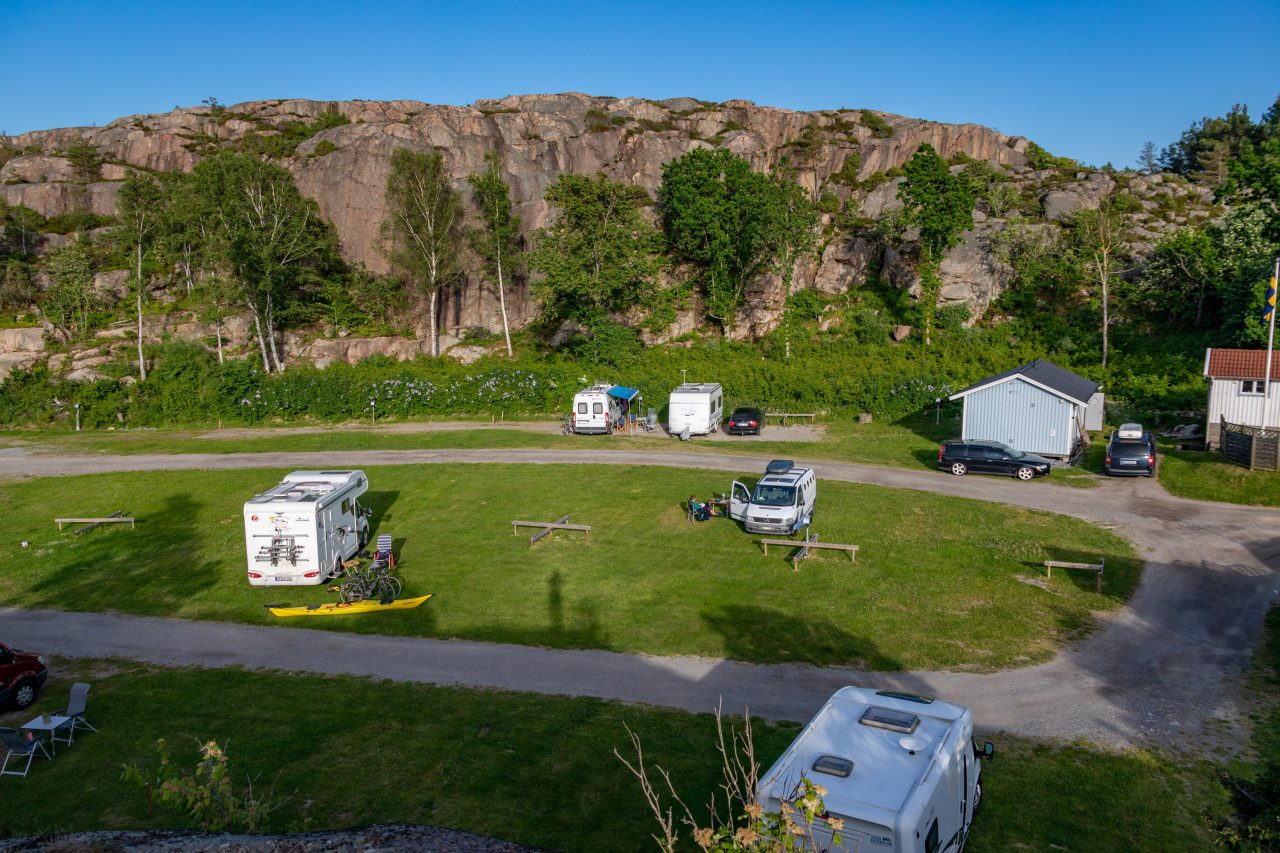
[1,446,1275,751]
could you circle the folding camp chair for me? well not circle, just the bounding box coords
[53,682,95,744]
[645,408,658,432]
[371,534,395,570]
[0,728,51,778]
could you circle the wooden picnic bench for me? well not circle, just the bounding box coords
[764,412,816,426]
[1044,559,1105,593]
[55,512,135,535]
[760,533,858,572]
[513,515,592,546]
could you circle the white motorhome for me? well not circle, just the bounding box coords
[243,470,371,586]
[572,383,626,435]
[668,382,723,438]
[728,459,817,535]
[757,686,993,853]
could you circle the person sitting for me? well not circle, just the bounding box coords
[688,494,712,522]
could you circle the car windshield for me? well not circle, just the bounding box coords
[751,484,795,507]
[990,442,1025,459]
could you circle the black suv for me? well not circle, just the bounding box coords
[1105,428,1156,477]
[726,407,764,436]
[938,440,1053,480]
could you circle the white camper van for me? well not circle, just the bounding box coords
[757,686,993,853]
[668,383,723,437]
[728,459,817,535]
[243,470,371,586]
[572,383,626,435]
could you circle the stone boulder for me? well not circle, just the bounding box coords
[302,335,431,368]
[935,230,1013,321]
[446,345,488,365]
[0,327,45,353]
[0,155,76,184]
[93,270,130,303]
[813,235,881,294]
[1041,173,1115,221]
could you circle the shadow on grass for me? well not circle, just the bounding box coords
[1035,545,1141,601]
[702,604,904,669]
[28,493,220,613]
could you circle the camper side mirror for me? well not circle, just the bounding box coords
[981,741,994,760]
[361,506,373,519]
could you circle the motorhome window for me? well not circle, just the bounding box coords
[341,499,351,515]
[578,403,588,414]
[593,402,603,414]
[751,484,796,507]
[924,818,939,853]
[859,706,920,733]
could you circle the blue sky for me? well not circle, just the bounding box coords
[3,0,1277,167]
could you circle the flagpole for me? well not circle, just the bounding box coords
[1264,256,1279,433]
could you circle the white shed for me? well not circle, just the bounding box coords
[1204,348,1280,448]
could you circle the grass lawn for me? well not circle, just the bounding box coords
[0,663,1227,851]
[0,412,1100,487]
[1157,442,1280,507]
[0,464,1139,671]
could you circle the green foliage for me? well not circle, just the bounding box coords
[467,152,522,354]
[2,204,44,256]
[0,258,37,311]
[817,191,840,214]
[829,152,862,187]
[899,144,976,259]
[529,172,660,329]
[42,210,114,234]
[1024,141,1077,171]
[659,149,817,325]
[312,139,337,157]
[122,738,280,831]
[42,242,98,339]
[235,107,350,159]
[584,108,624,133]
[63,138,102,183]
[860,109,893,139]
[935,303,970,332]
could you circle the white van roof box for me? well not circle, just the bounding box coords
[1117,423,1144,439]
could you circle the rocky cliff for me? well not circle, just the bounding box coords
[0,94,1214,368]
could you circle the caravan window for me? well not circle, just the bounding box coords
[578,402,588,414]
[924,818,940,853]
[593,402,604,414]
[341,499,352,515]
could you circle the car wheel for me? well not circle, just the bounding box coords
[973,780,983,814]
[950,462,967,476]
[1016,466,1035,481]
[12,678,37,710]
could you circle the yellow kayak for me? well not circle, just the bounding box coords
[266,594,432,618]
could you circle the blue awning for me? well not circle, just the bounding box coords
[608,385,640,401]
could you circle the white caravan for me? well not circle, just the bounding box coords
[668,382,723,437]
[243,470,371,586]
[728,459,817,535]
[572,383,626,435]
[757,686,993,853]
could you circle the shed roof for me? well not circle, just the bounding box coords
[949,358,1099,406]
[1204,348,1280,380]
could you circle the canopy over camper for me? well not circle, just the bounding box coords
[571,383,643,434]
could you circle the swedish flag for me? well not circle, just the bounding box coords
[1267,272,1278,325]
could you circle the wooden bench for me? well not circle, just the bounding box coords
[760,533,858,572]
[513,515,592,547]
[764,412,816,426]
[1044,559,1105,593]
[55,512,135,535]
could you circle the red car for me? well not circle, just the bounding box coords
[0,642,47,710]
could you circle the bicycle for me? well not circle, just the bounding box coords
[559,414,574,436]
[334,533,401,603]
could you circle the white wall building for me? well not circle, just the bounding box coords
[1204,348,1280,448]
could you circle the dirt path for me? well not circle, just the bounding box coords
[1,446,1275,751]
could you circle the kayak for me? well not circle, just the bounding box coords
[265,594,432,618]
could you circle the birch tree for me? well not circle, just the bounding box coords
[115,170,170,381]
[1073,201,1129,368]
[467,153,521,357]
[382,148,464,357]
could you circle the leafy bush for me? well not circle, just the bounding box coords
[860,110,894,139]
[1025,141,1078,170]
[312,139,337,157]
[829,153,862,187]
[935,304,970,332]
[42,211,115,234]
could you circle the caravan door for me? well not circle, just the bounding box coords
[728,481,751,521]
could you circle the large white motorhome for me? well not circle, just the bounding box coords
[243,470,371,586]
[757,686,993,853]
[571,383,626,435]
[728,459,817,535]
[668,382,723,438]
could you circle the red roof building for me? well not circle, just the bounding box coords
[1204,348,1280,447]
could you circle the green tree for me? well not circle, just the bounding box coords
[1138,141,1159,175]
[467,152,522,357]
[64,138,103,184]
[43,242,97,340]
[897,143,975,344]
[0,258,37,313]
[381,148,465,357]
[114,170,171,381]
[529,172,660,332]
[3,204,45,257]
[1070,200,1130,367]
[1133,226,1222,329]
[659,149,817,327]
[191,152,339,372]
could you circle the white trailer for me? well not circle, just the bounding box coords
[243,470,371,586]
[668,382,723,438]
[757,686,993,853]
[571,383,626,435]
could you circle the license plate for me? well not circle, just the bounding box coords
[274,575,291,582]
[1121,460,1136,465]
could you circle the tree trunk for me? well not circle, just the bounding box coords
[251,306,271,373]
[1099,257,1111,368]
[496,255,513,358]
[265,293,284,373]
[215,316,224,364]
[135,241,147,381]
[428,289,439,358]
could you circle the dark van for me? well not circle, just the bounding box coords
[1105,424,1156,477]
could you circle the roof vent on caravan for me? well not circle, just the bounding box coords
[811,755,853,778]
[765,459,794,475]
[859,706,921,734]
[898,736,928,755]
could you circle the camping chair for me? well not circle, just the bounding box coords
[0,728,51,778]
[371,534,395,570]
[53,682,95,744]
[645,408,658,432]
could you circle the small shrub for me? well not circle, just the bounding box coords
[584,109,613,133]
[312,139,337,157]
[935,304,970,332]
[817,192,841,214]
[860,110,894,139]
[1025,141,1077,170]
[830,153,862,187]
